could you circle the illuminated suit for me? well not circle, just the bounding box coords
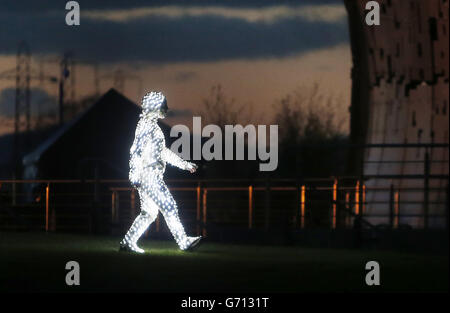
[120,91,201,253]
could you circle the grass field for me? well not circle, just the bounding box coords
[0,232,448,292]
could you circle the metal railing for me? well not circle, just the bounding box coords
[0,142,448,233]
[0,176,448,234]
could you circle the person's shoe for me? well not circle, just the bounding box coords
[183,236,203,252]
[119,240,145,254]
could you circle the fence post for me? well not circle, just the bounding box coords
[45,183,50,232]
[202,188,207,237]
[424,150,430,229]
[248,185,253,230]
[389,184,394,228]
[196,183,201,236]
[300,185,306,229]
[394,190,400,229]
[332,179,337,229]
[355,180,360,215]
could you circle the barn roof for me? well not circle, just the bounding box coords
[22,89,143,166]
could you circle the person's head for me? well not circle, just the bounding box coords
[141,91,169,119]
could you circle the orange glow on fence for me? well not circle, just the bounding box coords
[202,189,207,237]
[355,181,360,215]
[332,179,337,229]
[196,184,201,235]
[362,184,366,215]
[45,183,49,232]
[248,185,253,229]
[394,191,399,228]
[300,185,306,228]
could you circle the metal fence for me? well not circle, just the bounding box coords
[0,176,448,235]
[0,142,448,233]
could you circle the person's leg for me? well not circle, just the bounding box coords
[120,187,159,253]
[149,179,201,250]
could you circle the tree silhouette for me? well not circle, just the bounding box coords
[273,82,349,177]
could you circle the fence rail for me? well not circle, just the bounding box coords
[0,143,448,233]
[0,176,448,234]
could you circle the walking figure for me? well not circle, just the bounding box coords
[120,91,202,253]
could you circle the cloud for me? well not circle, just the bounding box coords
[84,5,346,24]
[0,0,343,12]
[0,1,348,65]
[0,12,348,64]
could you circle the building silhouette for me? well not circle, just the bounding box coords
[345,0,449,228]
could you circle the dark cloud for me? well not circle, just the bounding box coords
[0,10,348,64]
[0,0,343,12]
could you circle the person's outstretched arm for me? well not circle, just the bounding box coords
[162,147,197,172]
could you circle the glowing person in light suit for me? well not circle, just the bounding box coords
[120,91,202,253]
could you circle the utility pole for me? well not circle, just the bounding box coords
[13,42,31,184]
[0,41,31,203]
[58,52,76,125]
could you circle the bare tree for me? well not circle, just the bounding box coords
[200,84,254,127]
[274,82,347,143]
[273,82,349,177]
[198,84,259,179]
